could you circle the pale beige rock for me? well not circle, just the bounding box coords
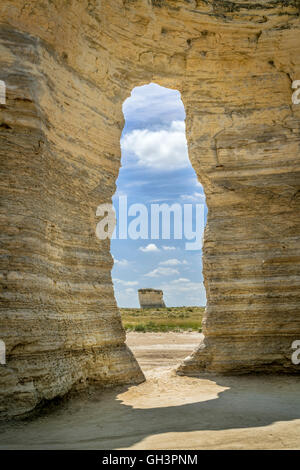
[0,0,300,419]
[138,289,166,309]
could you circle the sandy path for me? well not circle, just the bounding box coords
[0,332,300,450]
[126,331,202,374]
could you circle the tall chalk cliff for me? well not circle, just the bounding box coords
[0,0,300,418]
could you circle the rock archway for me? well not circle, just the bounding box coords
[0,0,299,418]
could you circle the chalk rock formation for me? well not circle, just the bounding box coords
[0,0,300,418]
[138,289,166,309]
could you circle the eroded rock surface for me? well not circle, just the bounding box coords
[0,0,300,418]
[138,289,166,309]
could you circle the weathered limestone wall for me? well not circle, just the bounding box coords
[0,17,146,419]
[0,0,300,417]
[138,289,166,308]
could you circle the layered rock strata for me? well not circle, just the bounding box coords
[0,0,300,417]
[138,289,166,309]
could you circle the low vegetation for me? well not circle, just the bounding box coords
[120,306,204,332]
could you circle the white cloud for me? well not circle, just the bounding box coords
[123,287,135,294]
[170,278,190,283]
[160,279,206,306]
[113,278,138,287]
[162,246,176,251]
[159,258,186,266]
[180,192,205,202]
[139,243,160,253]
[145,267,179,277]
[113,286,139,308]
[123,83,185,126]
[121,121,189,170]
[113,258,129,267]
[163,281,204,293]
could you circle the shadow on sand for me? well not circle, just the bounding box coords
[0,373,299,449]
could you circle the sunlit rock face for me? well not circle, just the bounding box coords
[138,289,166,309]
[0,0,300,418]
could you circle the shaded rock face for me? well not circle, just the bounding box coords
[138,289,166,309]
[0,0,299,417]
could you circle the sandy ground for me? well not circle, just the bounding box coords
[0,332,300,450]
[127,331,202,372]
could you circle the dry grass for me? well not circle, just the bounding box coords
[120,306,204,332]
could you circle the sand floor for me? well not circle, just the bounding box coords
[0,332,300,450]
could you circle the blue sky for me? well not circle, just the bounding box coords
[111,83,207,308]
